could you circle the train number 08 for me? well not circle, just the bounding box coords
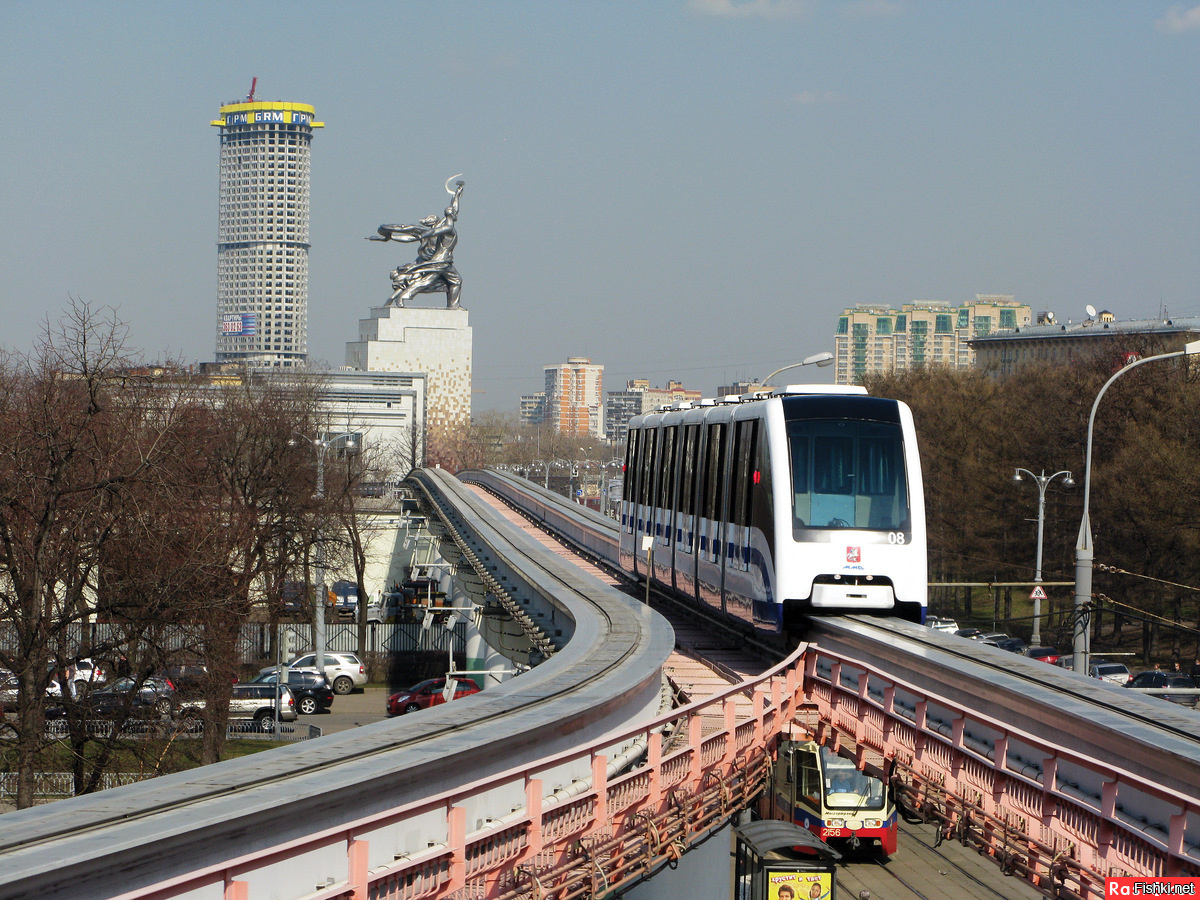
[888,532,906,545]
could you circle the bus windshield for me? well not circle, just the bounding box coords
[787,418,909,535]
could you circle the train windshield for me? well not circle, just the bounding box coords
[822,749,886,811]
[786,417,909,536]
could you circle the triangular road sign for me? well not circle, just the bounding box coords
[1030,585,1048,600]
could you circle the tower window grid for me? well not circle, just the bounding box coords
[213,105,321,368]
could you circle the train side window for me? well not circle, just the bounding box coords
[628,430,640,503]
[667,425,681,514]
[732,420,757,527]
[658,426,676,512]
[752,423,774,548]
[623,430,640,527]
[729,422,745,528]
[640,429,658,506]
[680,425,698,519]
[702,423,724,521]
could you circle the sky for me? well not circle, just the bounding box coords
[3,2,1200,413]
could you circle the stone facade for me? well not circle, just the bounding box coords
[345,306,472,438]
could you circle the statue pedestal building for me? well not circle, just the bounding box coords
[345,305,472,438]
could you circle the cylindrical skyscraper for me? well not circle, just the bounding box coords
[211,99,324,368]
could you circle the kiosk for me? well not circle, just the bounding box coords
[733,819,841,900]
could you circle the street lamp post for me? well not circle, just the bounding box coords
[1012,467,1074,645]
[295,430,360,673]
[759,351,834,387]
[1073,342,1200,674]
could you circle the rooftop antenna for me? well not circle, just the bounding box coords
[246,77,257,102]
[1085,304,1097,320]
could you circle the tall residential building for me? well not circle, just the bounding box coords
[544,357,604,438]
[833,295,1032,384]
[604,379,703,445]
[519,391,548,426]
[211,98,324,368]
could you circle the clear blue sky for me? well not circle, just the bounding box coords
[3,2,1199,412]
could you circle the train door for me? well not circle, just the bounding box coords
[637,426,659,579]
[626,426,657,579]
[618,428,640,574]
[723,418,759,626]
[674,423,701,602]
[652,425,678,586]
[771,740,822,830]
[696,419,731,615]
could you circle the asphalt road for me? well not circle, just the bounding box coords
[306,684,391,734]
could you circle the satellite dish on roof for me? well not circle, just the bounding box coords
[1085,304,1097,318]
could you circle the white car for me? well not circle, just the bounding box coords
[1090,661,1132,685]
[926,616,960,633]
[264,652,366,696]
[45,658,108,698]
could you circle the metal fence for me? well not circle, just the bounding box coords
[0,771,149,803]
[0,621,467,668]
[2,722,321,805]
[38,719,322,742]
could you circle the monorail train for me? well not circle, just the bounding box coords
[769,739,898,856]
[617,385,927,635]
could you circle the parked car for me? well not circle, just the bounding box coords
[994,637,1027,654]
[45,657,108,699]
[252,668,334,715]
[1088,661,1133,685]
[1124,670,1200,704]
[386,677,481,716]
[46,675,179,720]
[926,616,960,633]
[1025,646,1062,665]
[225,682,298,730]
[174,682,298,731]
[954,628,984,640]
[0,669,17,710]
[267,652,366,696]
[67,658,107,690]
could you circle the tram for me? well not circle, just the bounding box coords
[770,739,898,856]
[618,385,927,636]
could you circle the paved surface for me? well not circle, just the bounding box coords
[307,684,391,735]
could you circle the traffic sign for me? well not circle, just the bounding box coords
[1030,585,1048,600]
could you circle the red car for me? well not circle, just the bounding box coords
[1025,646,1062,665]
[386,677,480,716]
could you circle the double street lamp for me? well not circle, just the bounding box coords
[1012,467,1073,646]
[1073,342,1200,674]
[294,430,360,673]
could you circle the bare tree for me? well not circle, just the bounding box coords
[0,301,181,806]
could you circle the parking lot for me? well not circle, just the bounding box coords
[308,684,390,735]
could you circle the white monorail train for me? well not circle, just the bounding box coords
[617,385,927,635]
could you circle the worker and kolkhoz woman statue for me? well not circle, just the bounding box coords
[369,175,465,309]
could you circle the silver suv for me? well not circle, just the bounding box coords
[229,682,297,730]
[181,683,297,732]
[265,652,366,696]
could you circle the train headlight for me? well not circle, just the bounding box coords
[825,818,845,828]
[862,818,882,829]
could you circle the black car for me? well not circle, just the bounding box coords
[1125,670,1199,704]
[994,637,1027,654]
[251,668,334,715]
[47,675,178,720]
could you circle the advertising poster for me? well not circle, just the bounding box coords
[765,869,832,900]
